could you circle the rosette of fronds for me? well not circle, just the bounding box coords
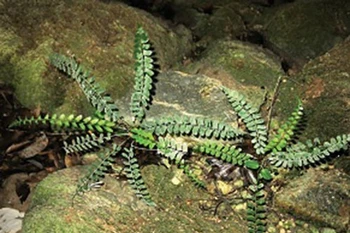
[74,144,121,197]
[50,53,120,122]
[9,114,117,133]
[221,87,268,155]
[122,147,156,206]
[130,26,155,123]
[269,134,350,168]
[141,115,245,140]
[246,182,267,233]
[265,100,303,153]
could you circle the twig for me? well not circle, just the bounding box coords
[267,76,282,132]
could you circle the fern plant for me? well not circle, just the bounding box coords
[9,26,350,233]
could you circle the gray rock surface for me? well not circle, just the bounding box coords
[274,168,350,232]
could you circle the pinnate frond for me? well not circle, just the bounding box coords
[63,133,113,154]
[221,87,268,155]
[130,27,155,123]
[74,144,121,197]
[156,136,188,163]
[142,115,244,140]
[10,114,117,133]
[269,134,350,168]
[179,163,206,188]
[265,100,303,153]
[122,147,156,206]
[193,142,259,169]
[50,53,120,122]
[247,182,267,233]
[130,128,157,149]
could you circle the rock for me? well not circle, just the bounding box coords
[0,207,24,233]
[179,39,286,118]
[291,37,350,141]
[173,1,258,46]
[274,168,350,232]
[0,0,193,115]
[182,39,283,88]
[117,70,244,124]
[261,0,350,67]
[22,165,248,233]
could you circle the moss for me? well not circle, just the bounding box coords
[200,41,283,89]
[11,39,68,112]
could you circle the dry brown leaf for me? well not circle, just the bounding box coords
[16,133,49,159]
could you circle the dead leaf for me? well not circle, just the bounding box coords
[47,150,61,168]
[5,140,32,154]
[14,133,49,159]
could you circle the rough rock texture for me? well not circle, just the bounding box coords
[290,37,350,140]
[170,0,259,46]
[261,0,350,66]
[117,70,244,124]
[274,168,350,232]
[182,40,283,89]
[22,165,248,233]
[0,0,193,114]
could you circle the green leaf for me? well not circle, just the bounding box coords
[244,160,260,170]
[259,168,273,181]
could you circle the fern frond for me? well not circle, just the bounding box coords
[63,133,113,154]
[141,115,245,140]
[193,142,259,169]
[156,136,188,163]
[50,53,120,122]
[269,134,350,168]
[130,26,155,123]
[247,182,267,233]
[130,128,157,149]
[179,162,206,188]
[10,114,117,133]
[156,137,205,188]
[265,100,303,153]
[74,144,121,197]
[221,87,268,155]
[122,147,156,206]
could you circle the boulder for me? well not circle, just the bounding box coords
[274,168,350,232]
[22,165,248,233]
[0,0,193,115]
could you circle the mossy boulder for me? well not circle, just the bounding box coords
[290,37,350,140]
[0,0,193,115]
[274,168,350,232]
[23,165,248,233]
[261,0,350,64]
